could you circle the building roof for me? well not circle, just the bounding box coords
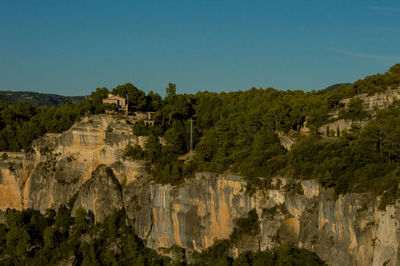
[105,94,126,101]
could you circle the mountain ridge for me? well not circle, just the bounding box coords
[0,90,85,106]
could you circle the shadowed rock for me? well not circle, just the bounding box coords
[72,165,123,222]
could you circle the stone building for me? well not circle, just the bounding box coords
[103,94,128,115]
[133,111,155,125]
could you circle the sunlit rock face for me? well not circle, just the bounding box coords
[1,114,400,265]
[342,87,400,113]
[0,152,33,211]
[319,86,400,137]
[127,174,400,266]
[0,115,147,214]
[128,173,252,251]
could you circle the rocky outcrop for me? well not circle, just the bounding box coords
[127,173,252,251]
[0,152,34,211]
[318,119,368,137]
[1,114,400,265]
[319,87,400,137]
[277,131,299,150]
[0,115,147,215]
[72,165,123,222]
[342,86,400,113]
[120,174,399,266]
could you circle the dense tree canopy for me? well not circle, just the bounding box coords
[1,64,400,201]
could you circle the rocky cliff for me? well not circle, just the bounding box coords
[0,114,399,265]
[127,173,400,266]
[0,115,147,214]
[318,86,400,137]
[341,86,400,113]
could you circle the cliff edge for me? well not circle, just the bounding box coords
[0,114,399,265]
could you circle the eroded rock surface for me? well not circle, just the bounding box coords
[0,115,147,214]
[72,165,123,222]
[1,114,400,265]
[124,174,399,266]
[318,86,400,137]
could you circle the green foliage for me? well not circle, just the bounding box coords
[104,103,117,112]
[191,239,232,266]
[144,135,162,163]
[191,209,324,266]
[0,208,169,265]
[230,245,327,266]
[339,98,369,120]
[230,209,260,243]
[1,65,399,202]
[0,207,326,265]
[123,144,145,160]
[1,65,398,183]
[164,121,186,155]
[74,208,88,234]
[352,64,400,95]
[261,105,400,206]
[273,244,326,266]
[111,82,162,112]
[0,82,164,152]
[191,242,325,266]
[132,120,149,136]
[0,90,106,151]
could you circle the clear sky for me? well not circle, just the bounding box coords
[1,0,400,96]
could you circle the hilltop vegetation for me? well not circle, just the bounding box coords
[1,64,400,265]
[1,64,400,203]
[277,107,400,208]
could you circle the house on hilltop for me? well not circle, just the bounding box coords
[102,94,156,125]
[103,94,128,115]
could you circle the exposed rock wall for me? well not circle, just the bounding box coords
[123,174,399,266]
[0,153,34,210]
[341,87,400,113]
[72,166,123,222]
[277,131,299,150]
[1,114,400,265]
[319,87,400,136]
[318,119,368,137]
[0,115,147,214]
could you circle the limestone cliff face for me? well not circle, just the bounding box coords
[341,86,400,113]
[318,87,400,137]
[0,115,147,214]
[0,152,34,211]
[1,114,400,265]
[318,119,369,137]
[126,173,252,251]
[124,174,400,266]
[72,166,123,222]
[277,131,298,150]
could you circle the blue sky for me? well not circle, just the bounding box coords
[0,1,400,96]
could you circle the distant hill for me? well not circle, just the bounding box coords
[323,83,351,92]
[0,91,85,106]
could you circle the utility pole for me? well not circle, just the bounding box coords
[189,118,193,159]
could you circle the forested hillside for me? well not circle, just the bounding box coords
[0,64,400,202]
[1,64,400,265]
